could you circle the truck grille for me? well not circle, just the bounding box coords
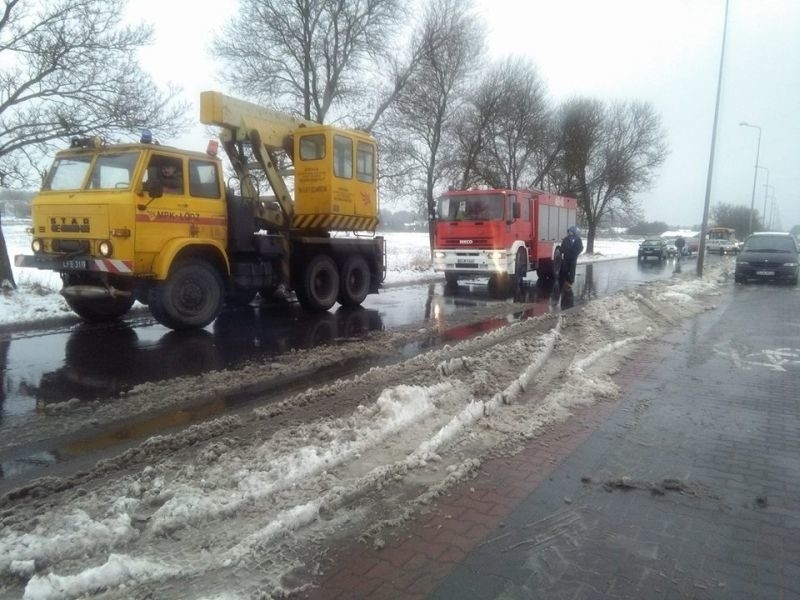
[52,239,90,254]
[440,238,492,249]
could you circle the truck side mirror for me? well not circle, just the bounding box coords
[508,201,520,223]
[143,166,163,199]
[137,167,164,210]
[147,180,164,199]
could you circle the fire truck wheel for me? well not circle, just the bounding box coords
[149,259,225,330]
[537,248,561,280]
[296,254,339,312]
[65,295,135,322]
[515,249,528,286]
[337,255,370,307]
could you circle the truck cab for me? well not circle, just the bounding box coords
[17,136,228,321]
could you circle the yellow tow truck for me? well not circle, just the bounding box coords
[15,91,385,330]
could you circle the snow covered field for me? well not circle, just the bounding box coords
[0,218,643,328]
[0,214,731,599]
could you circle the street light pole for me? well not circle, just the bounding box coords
[758,167,770,228]
[697,0,731,277]
[739,122,761,235]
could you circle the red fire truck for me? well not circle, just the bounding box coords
[432,188,578,290]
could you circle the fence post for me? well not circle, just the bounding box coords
[0,214,17,290]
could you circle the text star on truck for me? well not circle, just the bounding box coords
[432,188,578,290]
[16,91,386,330]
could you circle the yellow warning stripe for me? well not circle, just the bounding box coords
[293,214,378,231]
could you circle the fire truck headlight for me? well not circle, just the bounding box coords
[99,240,113,257]
[489,251,504,259]
[31,239,44,253]
[434,251,446,259]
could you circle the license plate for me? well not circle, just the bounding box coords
[62,259,88,270]
[756,270,774,276]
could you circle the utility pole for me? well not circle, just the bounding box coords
[697,0,730,277]
[739,122,761,236]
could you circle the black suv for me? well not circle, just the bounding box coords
[734,232,799,284]
[638,238,668,261]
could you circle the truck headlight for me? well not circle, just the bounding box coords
[434,251,446,259]
[489,251,504,259]
[783,262,798,267]
[99,240,113,257]
[31,238,43,253]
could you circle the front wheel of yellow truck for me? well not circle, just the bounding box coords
[148,259,225,330]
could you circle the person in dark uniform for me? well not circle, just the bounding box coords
[559,225,583,290]
[674,235,686,257]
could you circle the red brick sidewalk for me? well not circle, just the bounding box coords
[298,379,640,599]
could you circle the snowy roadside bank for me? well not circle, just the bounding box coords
[0,261,727,600]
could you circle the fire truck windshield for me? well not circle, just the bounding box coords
[44,151,140,191]
[436,194,504,221]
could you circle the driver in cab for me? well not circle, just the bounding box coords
[158,162,183,194]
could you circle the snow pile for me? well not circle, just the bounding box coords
[0,243,726,599]
[0,262,717,600]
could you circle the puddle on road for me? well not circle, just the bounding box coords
[0,256,691,484]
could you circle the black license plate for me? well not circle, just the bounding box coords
[62,259,88,270]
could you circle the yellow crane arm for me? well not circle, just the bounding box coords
[199,91,316,149]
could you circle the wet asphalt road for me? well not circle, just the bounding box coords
[0,255,699,425]
[0,254,709,486]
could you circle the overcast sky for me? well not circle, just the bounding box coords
[128,0,799,230]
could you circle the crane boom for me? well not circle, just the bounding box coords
[200,91,316,149]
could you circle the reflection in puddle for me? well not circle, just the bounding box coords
[4,306,384,414]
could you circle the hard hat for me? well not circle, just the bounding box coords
[567,225,577,234]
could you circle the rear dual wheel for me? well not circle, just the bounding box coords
[296,254,371,311]
[338,255,370,307]
[295,254,339,312]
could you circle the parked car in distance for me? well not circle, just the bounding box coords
[685,237,699,254]
[734,232,799,285]
[706,237,739,254]
[638,238,668,261]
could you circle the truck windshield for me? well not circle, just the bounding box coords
[44,151,140,191]
[437,194,504,221]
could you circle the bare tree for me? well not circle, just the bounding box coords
[553,98,668,252]
[711,203,762,237]
[0,0,190,187]
[216,0,404,124]
[379,0,484,252]
[465,57,550,189]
